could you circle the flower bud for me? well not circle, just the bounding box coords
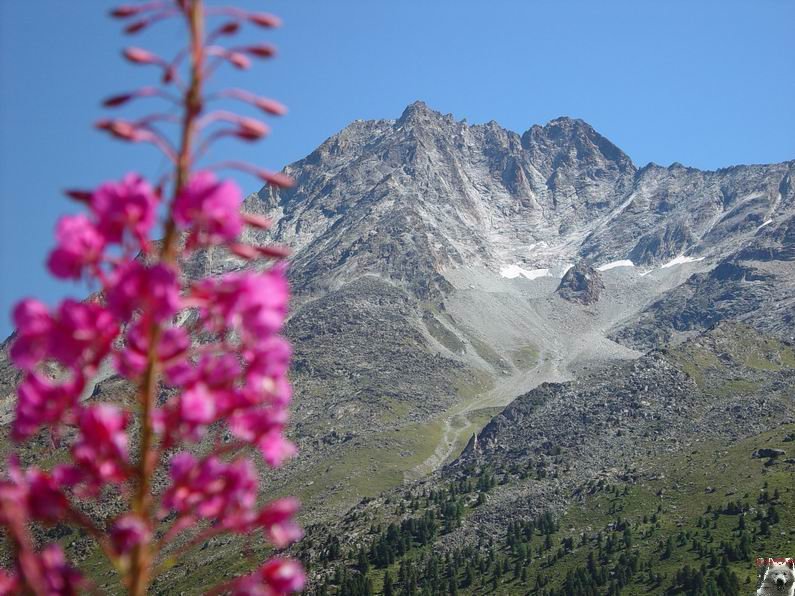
[235,117,269,141]
[123,47,160,65]
[110,5,144,18]
[161,66,176,85]
[254,97,287,116]
[124,19,149,34]
[102,87,159,108]
[247,12,282,28]
[242,213,272,230]
[257,245,291,259]
[96,119,143,141]
[256,169,294,188]
[63,189,93,203]
[218,21,240,36]
[103,93,134,107]
[227,52,251,70]
[229,243,258,260]
[244,44,276,59]
[110,515,151,555]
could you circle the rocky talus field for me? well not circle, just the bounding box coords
[1,102,793,594]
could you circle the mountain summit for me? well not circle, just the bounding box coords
[245,102,793,295]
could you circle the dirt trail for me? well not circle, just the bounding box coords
[407,351,566,481]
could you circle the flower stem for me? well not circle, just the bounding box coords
[128,2,205,594]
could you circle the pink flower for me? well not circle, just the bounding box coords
[52,300,119,371]
[228,408,296,468]
[0,569,18,594]
[173,171,243,247]
[162,454,257,523]
[1,543,84,595]
[90,173,158,245]
[24,469,71,524]
[10,299,118,374]
[47,215,105,280]
[192,353,242,391]
[246,337,291,379]
[158,353,243,442]
[38,544,84,595]
[261,559,305,593]
[257,430,297,469]
[9,299,52,370]
[71,405,130,493]
[107,261,180,322]
[2,460,69,524]
[51,464,83,488]
[228,407,285,443]
[110,514,151,556]
[239,268,289,342]
[191,267,288,345]
[243,338,292,407]
[254,497,302,548]
[115,321,189,380]
[13,373,84,441]
[231,558,305,595]
[179,384,216,425]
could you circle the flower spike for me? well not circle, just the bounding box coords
[6,2,302,593]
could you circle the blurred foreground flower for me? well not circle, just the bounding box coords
[2,1,302,594]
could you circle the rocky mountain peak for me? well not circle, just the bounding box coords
[396,100,454,129]
[240,102,794,302]
[521,116,635,177]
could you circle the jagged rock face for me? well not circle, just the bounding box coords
[244,101,794,300]
[610,212,795,351]
[249,103,640,294]
[556,262,604,304]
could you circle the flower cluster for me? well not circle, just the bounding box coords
[2,1,304,594]
[0,462,84,594]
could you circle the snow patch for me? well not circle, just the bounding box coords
[500,265,552,280]
[596,260,635,272]
[660,255,705,269]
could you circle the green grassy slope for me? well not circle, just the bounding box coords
[310,425,794,595]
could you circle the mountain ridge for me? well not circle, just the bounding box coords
[242,101,793,302]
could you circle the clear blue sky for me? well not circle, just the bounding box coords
[1,0,794,338]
